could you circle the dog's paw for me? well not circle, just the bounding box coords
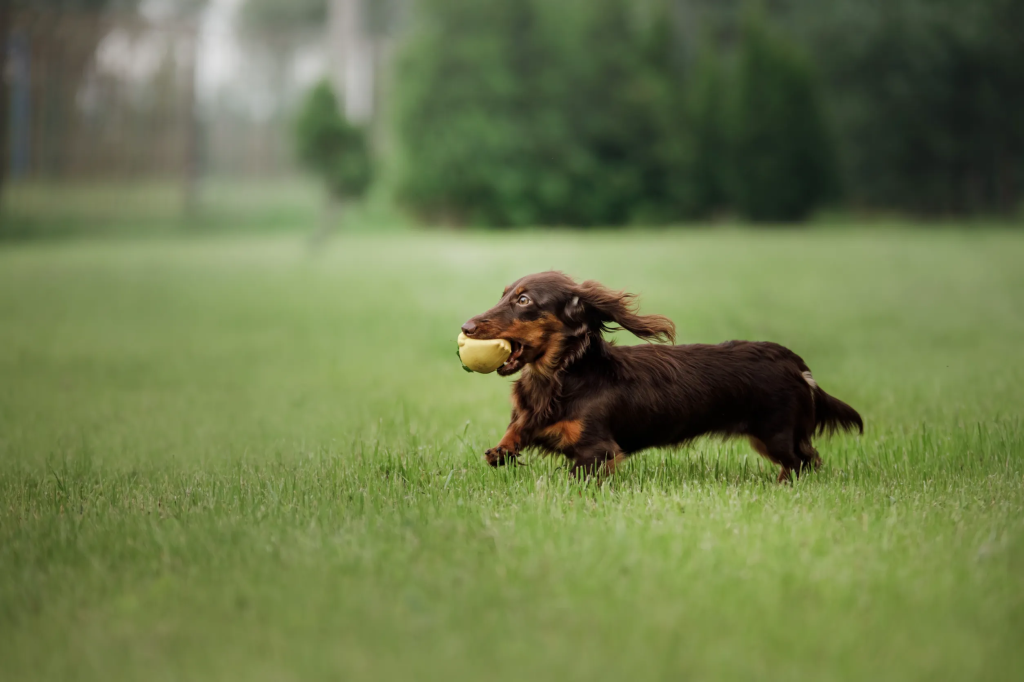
[485,446,519,467]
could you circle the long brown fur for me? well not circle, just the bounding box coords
[461,271,863,482]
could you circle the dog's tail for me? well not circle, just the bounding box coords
[812,383,863,437]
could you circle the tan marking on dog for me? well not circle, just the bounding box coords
[540,420,583,449]
[501,313,568,376]
[504,317,551,348]
[497,425,523,453]
[802,371,817,389]
[533,334,568,376]
[513,313,567,376]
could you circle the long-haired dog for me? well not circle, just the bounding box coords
[461,271,862,482]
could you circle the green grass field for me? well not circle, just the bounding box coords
[1,228,1022,681]
[0,179,409,240]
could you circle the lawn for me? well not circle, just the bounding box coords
[0,228,1022,681]
[0,179,405,240]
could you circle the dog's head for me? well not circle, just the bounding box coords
[460,271,675,377]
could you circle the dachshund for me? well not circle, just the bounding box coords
[460,271,862,482]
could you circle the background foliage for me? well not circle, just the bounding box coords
[389,0,1024,226]
[395,0,704,226]
[791,0,1024,215]
[294,81,373,201]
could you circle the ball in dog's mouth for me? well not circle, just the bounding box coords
[457,333,514,374]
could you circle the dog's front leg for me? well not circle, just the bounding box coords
[485,420,528,467]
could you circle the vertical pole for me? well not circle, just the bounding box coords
[328,0,347,108]
[0,3,10,202]
[181,27,199,217]
[328,0,374,125]
[9,29,29,181]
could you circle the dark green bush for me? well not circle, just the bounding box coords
[792,0,1024,215]
[394,0,843,226]
[294,81,372,201]
[726,8,838,222]
[674,45,731,219]
[394,0,1023,225]
[393,0,534,225]
[394,0,683,227]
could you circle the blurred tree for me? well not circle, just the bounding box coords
[239,0,405,36]
[235,0,329,134]
[394,0,535,225]
[392,0,1020,225]
[395,0,685,226]
[726,6,838,222]
[294,80,373,202]
[0,2,9,201]
[629,1,692,223]
[546,0,679,225]
[674,43,731,219]
[791,0,1024,215]
[239,0,327,34]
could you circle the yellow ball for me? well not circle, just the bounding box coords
[457,332,512,374]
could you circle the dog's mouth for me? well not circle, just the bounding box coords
[497,340,526,376]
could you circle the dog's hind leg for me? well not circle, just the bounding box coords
[794,390,822,474]
[749,432,802,483]
[796,435,822,472]
[569,440,624,480]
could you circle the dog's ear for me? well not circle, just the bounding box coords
[569,280,675,343]
[562,294,588,336]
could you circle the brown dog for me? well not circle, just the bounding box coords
[461,271,862,481]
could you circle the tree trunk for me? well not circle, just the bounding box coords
[309,193,342,251]
[328,0,375,125]
[181,28,200,216]
[0,1,11,205]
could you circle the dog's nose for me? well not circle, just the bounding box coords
[461,320,478,336]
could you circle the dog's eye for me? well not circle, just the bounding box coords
[517,294,532,306]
